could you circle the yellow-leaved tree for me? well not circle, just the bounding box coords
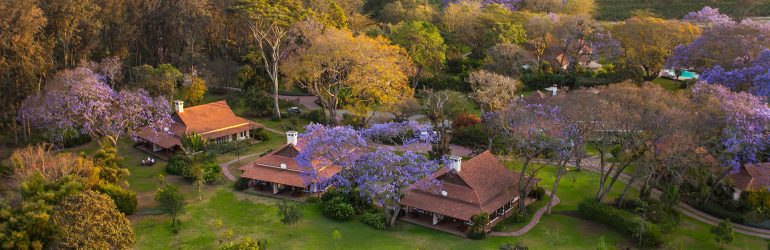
[281,27,414,125]
[612,15,701,80]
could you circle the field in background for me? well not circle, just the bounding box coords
[596,0,770,21]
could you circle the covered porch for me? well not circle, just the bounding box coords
[402,207,470,237]
[241,179,329,200]
[401,196,538,237]
[134,141,175,161]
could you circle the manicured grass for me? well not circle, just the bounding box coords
[132,157,768,249]
[652,77,685,91]
[133,186,632,250]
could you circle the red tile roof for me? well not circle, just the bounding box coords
[135,100,262,149]
[732,163,770,191]
[239,144,341,188]
[400,151,536,221]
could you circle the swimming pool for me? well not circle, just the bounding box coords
[663,69,699,80]
[679,70,699,80]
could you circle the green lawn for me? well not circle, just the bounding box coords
[131,158,769,249]
[651,77,685,91]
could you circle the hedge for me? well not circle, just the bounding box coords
[577,199,664,247]
[361,211,388,230]
[321,197,355,221]
[95,183,137,215]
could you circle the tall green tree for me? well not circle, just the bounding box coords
[0,0,51,142]
[613,15,700,80]
[40,0,102,68]
[388,21,446,87]
[239,0,311,119]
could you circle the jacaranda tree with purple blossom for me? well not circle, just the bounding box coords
[690,82,770,204]
[489,100,576,215]
[20,67,172,149]
[335,148,441,226]
[682,6,733,27]
[360,120,433,146]
[667,13,770,73]
[296,124,367,178]
[700,49,770,100]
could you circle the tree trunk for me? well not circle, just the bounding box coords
[389,205,401,226]
[546,161,567,214]
[702,169,731,206]
[272,75,281,119]
[616,173,638,207]
[517,158,532,215]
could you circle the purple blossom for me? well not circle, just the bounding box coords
[691,82,770,172]
[490,101,577,158]
[334,148,441,210]
[700,49,770,99]
[20,67,171,147]
[666,19,770,72]
[296,124,367,182]
[360,121,434,146]
[683,7,734,26]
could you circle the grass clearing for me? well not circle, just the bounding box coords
[132,156,768,249]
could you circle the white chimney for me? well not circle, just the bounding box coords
[286,131,298,145]
[448,155,462,172]
[173,100,184,113]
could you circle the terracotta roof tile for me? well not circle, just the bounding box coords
[135,100,263,149]
[733,163,770,191]
[177,101,261,136]
[401,151,534,221]
[239,143,341,187]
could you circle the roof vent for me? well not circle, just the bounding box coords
[163,127,170,132]
[441,191,448,197]
[280,163,287,169]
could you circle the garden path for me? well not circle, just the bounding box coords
[219,153,262,182]
[489,192,560,237]
[534,156,770,239]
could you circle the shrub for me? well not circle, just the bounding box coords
[278,201,303,225]
[452,114,481,129]
[166,154,191,176]
[166,153,220,183]
[251,128,269,141]
[450,124,490,150]
[95,182,137,215]
[696,201,746,224]
[521,72,575,90]
[321,188,371,212]
[361,211,388,230]
[741,189,770,220]
[499,242,528,250]
[322,197,355,221]
[467,213,489,240]
[492,211,525,231]
[529,187,546,200]
[577,199,664,247]
[234,178,249,191]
